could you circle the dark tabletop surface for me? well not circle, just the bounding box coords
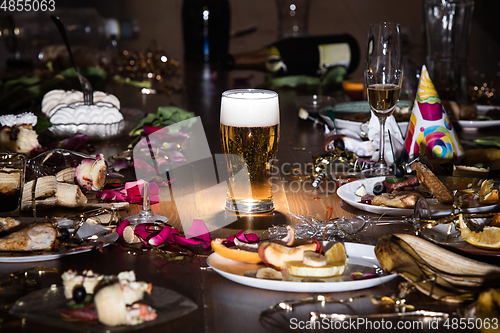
[0,61,498,333]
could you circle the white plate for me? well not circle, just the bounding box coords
[457,119,500,129]
[337,177,500,217]
[456,105,500,130]
[10,286,197,332]
[207,243,397,293]
[0,219,118,262]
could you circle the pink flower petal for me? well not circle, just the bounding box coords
[143,126,163,135]
[96,190,127,202]
[116,219,130,237]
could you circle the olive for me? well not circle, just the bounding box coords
[72,285,87,303]
[373,183,386,195]
[66,237,83,245]
[58,228,70,241]
[394,164,406,178]
[334,138,345,151]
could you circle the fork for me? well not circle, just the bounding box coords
[50,15,93,105]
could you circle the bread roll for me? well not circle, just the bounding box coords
[94,283,127,326]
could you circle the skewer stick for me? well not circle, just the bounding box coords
[319,205,333,257]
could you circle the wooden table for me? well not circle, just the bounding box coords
[0,61,493,333]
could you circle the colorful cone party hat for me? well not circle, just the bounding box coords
[401,65,464,163]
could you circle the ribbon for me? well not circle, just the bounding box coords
[116,219,258,250]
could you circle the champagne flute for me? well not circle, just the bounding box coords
[364,22,402,176]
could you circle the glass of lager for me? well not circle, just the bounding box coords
[220,89,280,214]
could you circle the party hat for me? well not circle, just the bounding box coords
[400,65,464,163]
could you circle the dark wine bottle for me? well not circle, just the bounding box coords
[221,34,360,76]
[182,0,231,62]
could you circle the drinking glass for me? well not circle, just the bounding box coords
[125,181,169,225]
[424,0,474,103]
[0,153,26,217]
[364,22,403,176]
[220,89,280,214]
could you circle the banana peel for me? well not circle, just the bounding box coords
[375,234,500,303]
[463,288,500,333]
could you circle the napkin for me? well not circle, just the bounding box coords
[401,65,464,163]
[324,126,375,157]
[367,113,404,165]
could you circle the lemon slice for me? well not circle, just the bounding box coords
[479,179,499,205]
[324,242,347,265]
[464,227,500,250]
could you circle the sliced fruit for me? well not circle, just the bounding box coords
[464,227,500,250]
[285,261,346,278]
[460,214,500,250]
[479,179,499,205]
[211,238,262,264]
[459,214,472,240]
[302,252,327,267]
[324,242,347,265]
[279,225,296,246]
[255,267,282,280]
[490,213,500,228]
[258,241,317,270]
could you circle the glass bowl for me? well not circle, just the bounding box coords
[294,95,334,115]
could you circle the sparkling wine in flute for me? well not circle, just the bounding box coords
[364,22,402,175]
[367,83,401,118]
[220,89,279,214]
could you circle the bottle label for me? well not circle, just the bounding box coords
[318,43,351,69]
[265,46,287,73]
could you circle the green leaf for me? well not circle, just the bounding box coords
[129,106,195,137]
[34,113,51,134]
[322,66,347,91]
[474,137,500,148]
[258,75,321,89]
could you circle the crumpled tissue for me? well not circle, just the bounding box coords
[367,112,404,164]
[324,126,375,157]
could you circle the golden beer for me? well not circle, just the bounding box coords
[220,90,280,213]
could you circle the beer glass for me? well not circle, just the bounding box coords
[220,89,280,214]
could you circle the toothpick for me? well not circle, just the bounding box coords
[319,205,333,257]
[388,129,396,164]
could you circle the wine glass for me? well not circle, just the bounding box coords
[364,22,403,176]
[125,181,169,225]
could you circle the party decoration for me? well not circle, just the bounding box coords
[401,65,464,163]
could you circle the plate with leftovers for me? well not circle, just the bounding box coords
[451,104,500,130]
[207,242,397,293]
[337,177,500,217]
[10,285,197,332]
[0,217,118,262]
[418,221,500,258]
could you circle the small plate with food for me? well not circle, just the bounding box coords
[446,102,500,130]
[337,162,500,217]
[0,217,118,262]
[10,270,197,332]
[418,213,500,257]
[207,240,397,293]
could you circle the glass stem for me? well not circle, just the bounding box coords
[378,117,387,165]
[140,181,153,217]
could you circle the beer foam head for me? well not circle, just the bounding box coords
[220,89,279,127]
